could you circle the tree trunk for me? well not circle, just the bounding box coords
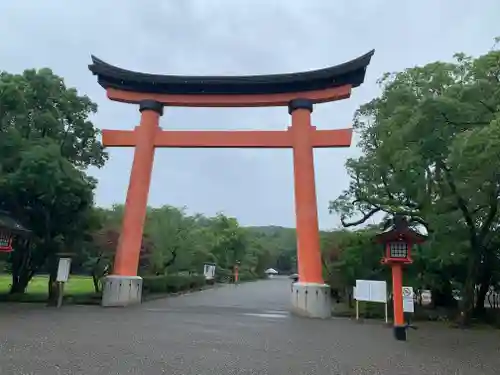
[9,240,33,294]
[474,268,492,318]
[164,250,177,267]
[474,251,493,317]
[457,248,480,327]
[9,273,31,294]
[9,239,53,296]
[10,266,35,294]
[431,282,456,308]
[474,282,489,317]
[92,272,101,293]
[91,257,103,293]
[347,287,354,308]
[458,279,475,327]
[47,255,59,306]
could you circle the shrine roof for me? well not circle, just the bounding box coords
[0,210,31,235]
[88,50,375,95]
[374,216,427,244]
[374,228,427,244]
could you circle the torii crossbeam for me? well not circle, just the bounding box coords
[89,49,374,318]
[102,127,352,149]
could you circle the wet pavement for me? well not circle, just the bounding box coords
[0,276,499,374]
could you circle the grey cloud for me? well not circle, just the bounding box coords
[1,0,499,228]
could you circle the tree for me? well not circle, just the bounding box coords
[83,206,277,283]
[69,207,113,292]
[144,205,195,274]
[330,41,500,324]
[0,68,107,298]
[246,226,297,273]
[0,137,95,297]
[82,205,154,289]
[206,214,247,271]
[0,68,107,168]
[321,228,387,303]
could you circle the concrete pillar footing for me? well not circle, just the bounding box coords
[290,282,332,319]
[101,275,143,307]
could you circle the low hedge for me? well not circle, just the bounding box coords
[142,274,206,294]
[215,268,233,283]
[215,268,263,283]
[239,271,262,282]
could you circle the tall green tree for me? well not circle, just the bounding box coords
[0,137,95,295]
[0,68,107,167]
[206,214,247,271]
[144,205,200,274]
[0,68,107,296]
[330,42,500,324]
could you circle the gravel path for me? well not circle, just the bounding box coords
[0,276,499,374]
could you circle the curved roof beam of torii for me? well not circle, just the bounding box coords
[88,50,375,108]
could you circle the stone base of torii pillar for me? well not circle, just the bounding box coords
[101,275,143,307]
[290,282,332,319]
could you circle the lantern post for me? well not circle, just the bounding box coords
[233,261,241,284]
[375,215,426,341]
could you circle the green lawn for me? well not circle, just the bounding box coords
[0,274,95,295]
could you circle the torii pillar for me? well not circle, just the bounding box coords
[288,99,330,317]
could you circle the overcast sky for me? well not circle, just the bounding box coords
[1,1,498,229]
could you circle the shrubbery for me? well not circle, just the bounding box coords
[142,274,206,294]
[239,271,262,282]
[215,268,233,283]
[214,268,263,283]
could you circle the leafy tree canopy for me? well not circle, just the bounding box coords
[329,40,500,323]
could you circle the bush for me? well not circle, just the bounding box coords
[214,268,262,283]
[142,274,206,294]
[238,271,260,282]
[214,268,232,283]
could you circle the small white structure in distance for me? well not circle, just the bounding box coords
[265,268,278,278]
[354,280,388,323]
[203,263,216,281]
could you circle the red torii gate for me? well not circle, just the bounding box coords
[89,50,374,318]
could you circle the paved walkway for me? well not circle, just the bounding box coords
[0,277,499,374]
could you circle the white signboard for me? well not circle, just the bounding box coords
[420,290,432,305]
[355,280,387,303]
[56,258,72,282]
[402,286,415,313]
[203,263,216,280]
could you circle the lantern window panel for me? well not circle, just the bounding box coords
[0,231,12,252]
[389,242,408,258]
[0,232,10,244]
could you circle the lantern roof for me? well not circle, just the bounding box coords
[374,215,426,244]
[0,210,31,235]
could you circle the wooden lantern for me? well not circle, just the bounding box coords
[374,215,426,341]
